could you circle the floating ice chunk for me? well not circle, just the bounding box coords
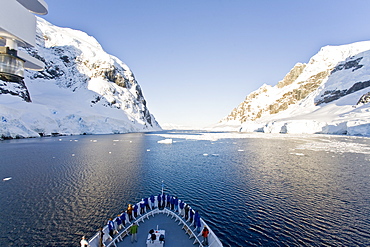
[290,153,304,156]
[158,139,173,144]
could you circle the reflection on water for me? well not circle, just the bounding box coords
[0,132,369,246]
[0,134,148,246]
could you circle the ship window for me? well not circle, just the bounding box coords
[0,54,25,78]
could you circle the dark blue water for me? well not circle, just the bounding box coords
[0,131,369,246]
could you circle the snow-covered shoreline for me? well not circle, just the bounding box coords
[150,130,370,154]
[0,18,161,139]
[218,41,370,137]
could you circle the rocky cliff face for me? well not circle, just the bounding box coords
[219,41,370,136]
[0,78,31,102]
[0,18,161,138]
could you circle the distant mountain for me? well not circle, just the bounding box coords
[0,17,161,138]
[216,41,370,136]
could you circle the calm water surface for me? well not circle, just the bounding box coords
[0,131,369,246]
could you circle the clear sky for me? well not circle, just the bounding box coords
[42,0,370,128]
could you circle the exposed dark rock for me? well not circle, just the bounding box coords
[315,80,370,105]
[347,80,370,94]
[331,57,364,74]
[143,108,152,126]
[277,63,306,88]
[357,92,370,105]
[60,55,70,63]
[315,90,347,105]
[0,77,32,102]
[103,68,129,88]
[91,95,101,104]
[261,72,326,117]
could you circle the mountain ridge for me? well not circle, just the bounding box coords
[216,41,370,136]
[0,17,161,139]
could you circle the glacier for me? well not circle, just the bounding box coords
[0,17,161,139]
[215,41,370,136]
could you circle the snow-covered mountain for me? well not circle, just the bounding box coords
[216,41,370,136]
[0,17,161,138]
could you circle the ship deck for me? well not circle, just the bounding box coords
[116,212,199,247]
[88,206,222,247]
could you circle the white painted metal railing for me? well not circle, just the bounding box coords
[88,197,223,247]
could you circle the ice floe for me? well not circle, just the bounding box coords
[157,139,173,144]
[149,132,370,154]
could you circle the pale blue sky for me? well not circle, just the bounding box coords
[43,0,370,128]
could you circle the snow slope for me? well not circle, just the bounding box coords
[215,41,370,136]
[0,18,161,138]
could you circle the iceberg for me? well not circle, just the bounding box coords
[157,139,173,144]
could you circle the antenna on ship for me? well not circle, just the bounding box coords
[161,180,164,195]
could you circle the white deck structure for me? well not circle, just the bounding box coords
[0,0,48,79]
[88,197,223,247]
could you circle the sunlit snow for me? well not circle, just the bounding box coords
[151,132,370,154]
[0,18,160,138]
[213,41,370,136]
